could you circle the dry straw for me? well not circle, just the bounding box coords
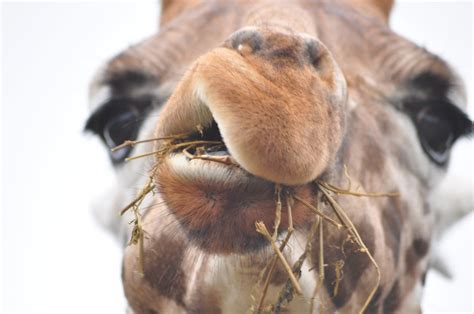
[113,132,398,313]
[114,126,226,277]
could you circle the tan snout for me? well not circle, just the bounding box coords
[156,33,347,185]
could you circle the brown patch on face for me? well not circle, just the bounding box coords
[382,197,405,264]
[143,234,187,307]
[382,281,400,313]
[413,238,430,257]
[405,237,430,275]
[343,107,386,183]
[360,135,385,176]
[122,221,188,314]
[405,248,417,275]
[311,214,375,308]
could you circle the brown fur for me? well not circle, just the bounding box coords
[88,0,469,312]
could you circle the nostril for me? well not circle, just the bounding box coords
[229,29,263,54]
[305,39,335,82]
[305,38,322,69]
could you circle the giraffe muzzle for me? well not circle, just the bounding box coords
[152,29,347,253]
[155,29,347,185]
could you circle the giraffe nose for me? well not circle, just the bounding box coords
[156,29,347,185]
[226,28,334,76]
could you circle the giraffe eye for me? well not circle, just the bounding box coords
[103,110,140,162]
[416,106,455,164]
[85,96,153,164]
[405,72,473,166]
[411,101,472,165]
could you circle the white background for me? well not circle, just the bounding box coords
[1,1,473,313]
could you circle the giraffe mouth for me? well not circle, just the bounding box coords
[155,149,275,253]
[153,117,314,254]
[153,96,244,174]
[150,85,325,253]
[157,116,254,192]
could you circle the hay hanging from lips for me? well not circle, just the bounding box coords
[250,165,398,314]
[112,125,228,277]
[113,129,398,313]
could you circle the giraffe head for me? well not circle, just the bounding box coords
[85,0,472,312]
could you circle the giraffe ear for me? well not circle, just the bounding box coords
[349,0,394,23]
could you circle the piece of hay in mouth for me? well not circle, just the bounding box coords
[113,130,229,276]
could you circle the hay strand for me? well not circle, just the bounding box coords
[332,260,344,297]
[182,147,238,167]
[318,184,381,314]
[274,214,320,312]
[125,140,223,161]
[120,183,156,216]
[272,185,282,240]
[111,133,189,152]
[254,187,294,313]
[293,195,342,229]
[318,181,399,198]
[255,221,303,296]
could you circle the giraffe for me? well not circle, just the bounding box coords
[85,0,473,312]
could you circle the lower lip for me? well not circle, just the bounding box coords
[153,154,315,253]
